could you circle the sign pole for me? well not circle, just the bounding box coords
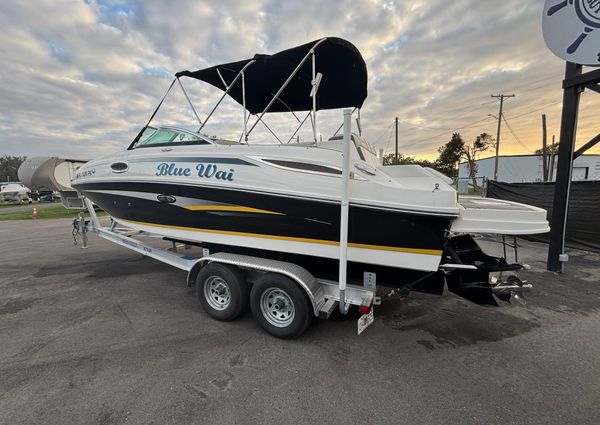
[547,62,583,272]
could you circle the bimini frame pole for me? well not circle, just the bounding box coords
[177,78,203,128]
[127,78,177,149]
[198,60,256,133]
[339,109,352,314]
[332,107,358,138]
[246,37,328,138]
[242,71,248,142]
[285,112,312,144]
[311,53,317,143]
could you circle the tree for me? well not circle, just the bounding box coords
[0,155,27,182]
[433,132,494,186]
[535,142,559,155]
[382,152,435,168]
[462,133,494,188]
[435,133,464,176]
[381,132,493,184]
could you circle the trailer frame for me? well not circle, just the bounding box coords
[73,196,381,337]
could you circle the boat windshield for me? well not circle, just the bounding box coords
[133,127,211,148]
[352,135,379,167]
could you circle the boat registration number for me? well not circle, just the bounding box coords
[357,309,374,335]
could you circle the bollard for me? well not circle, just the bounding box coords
[32,206,38,219]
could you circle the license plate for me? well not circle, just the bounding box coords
[357,309,374,335]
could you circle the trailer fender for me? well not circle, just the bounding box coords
[185,253,324,316]
[187,259,209,288]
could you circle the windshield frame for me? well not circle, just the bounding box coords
[131,126,215,149]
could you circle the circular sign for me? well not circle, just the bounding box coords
[543,0,600,66]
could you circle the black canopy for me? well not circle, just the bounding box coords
[175,37,367,114]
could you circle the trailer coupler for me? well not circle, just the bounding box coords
[72,213,90,248]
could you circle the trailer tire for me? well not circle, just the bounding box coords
[250,273,312,339]
[196,263,248,321]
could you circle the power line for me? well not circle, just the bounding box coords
[501,114,531,151]
[395,74,563,130]
[402,115,496,148]
[460,116,497,129]
[389,99,497,132]
[396,118,457,132]
[375,121,395,152]
[506,100,563,120]
[499,73,563,94]
[373,121,394,145]
[378,73,565,138]
[384,124,395,152]
[377,93,565,154]
[392,90,560,135]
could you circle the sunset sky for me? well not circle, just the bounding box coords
[1,0,598,161]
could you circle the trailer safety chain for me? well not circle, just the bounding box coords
[386,271,437,299]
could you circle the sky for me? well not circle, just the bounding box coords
[0,0,598,161]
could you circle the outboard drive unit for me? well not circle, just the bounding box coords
[442,234,531,306]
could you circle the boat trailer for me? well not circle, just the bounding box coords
[69,108,532,337]
[72,195,381,338]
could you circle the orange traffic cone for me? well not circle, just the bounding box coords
[32,206,38,219]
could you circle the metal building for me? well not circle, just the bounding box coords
[458,154,600,183]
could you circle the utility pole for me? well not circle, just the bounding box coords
[491,94,515,181]
[395,117,399,165]
[542,114,548,181]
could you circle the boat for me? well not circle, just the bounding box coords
[70,37,549,306]
[18,156,87,208]
[0,182,31,203]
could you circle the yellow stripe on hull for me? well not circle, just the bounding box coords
[183,205,283,215]
[120,218,443,256]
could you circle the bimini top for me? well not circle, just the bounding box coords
[175,37,367,114]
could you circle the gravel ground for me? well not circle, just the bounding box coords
[1,218,599,425]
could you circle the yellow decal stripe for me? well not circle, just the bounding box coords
[183,205,283,215]
[121,219,443,256]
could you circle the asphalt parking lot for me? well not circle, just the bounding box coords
[1,218,599,425]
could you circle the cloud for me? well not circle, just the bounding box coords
[0,0,597,160]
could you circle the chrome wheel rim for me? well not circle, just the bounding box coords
[204,276,231,311]
[260,287,295,327]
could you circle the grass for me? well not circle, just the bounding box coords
[0,205,105,221]
[0,202,32,209]
[0,200,56,208]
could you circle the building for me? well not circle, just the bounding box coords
[458,154,600,183]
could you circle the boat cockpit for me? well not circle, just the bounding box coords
[131,126,239,149]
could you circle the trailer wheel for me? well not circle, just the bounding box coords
[196,263,248,321]
[250,273,312,339]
